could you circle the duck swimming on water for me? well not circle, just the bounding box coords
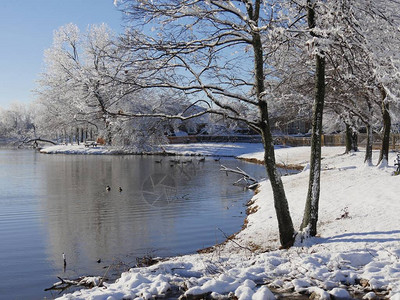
[106,185,111,191]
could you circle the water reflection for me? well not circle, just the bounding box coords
[40,155,266,280]
[0,150,267,299]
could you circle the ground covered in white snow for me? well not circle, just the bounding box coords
[40,142,265,157]
[40,144,150,155]
[45,144,400,300]
[162,143,265,157]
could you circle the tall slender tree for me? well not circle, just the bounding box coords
[300,0,326,236]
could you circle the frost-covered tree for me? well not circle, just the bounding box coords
[36,24,102,141]
[262,27,314,135]
[36,23,174,148]
[38,23,197,148]
[297,0,400,234]
[37,23,127,144]
[0,102,37,143]
[114,0,298,247]
[319,0,400,165]
[295,0,326,236]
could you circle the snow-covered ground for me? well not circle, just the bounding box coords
[40,142,265,157]
[47,144,400,299]
[162,142,265,157]
[40,144,144,155]
[239,146,347,167]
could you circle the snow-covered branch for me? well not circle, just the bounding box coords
[220,164,258,189]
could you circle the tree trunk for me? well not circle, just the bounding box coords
[64,128,67,144]
[345,124,358,153]
[300,1,326,237]
[260,110,295,248]
[252,16,295,248]
[80,127,84,143]
[345,124,352,153]
[76,127,80,145]
[300,53,325,236]
[365,124,373,165]
[352,131,358,152]
[378,87,391,165]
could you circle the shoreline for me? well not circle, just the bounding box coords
[39,142,265,157]
[238,156,306,171]
[39,143,305,171]
[39,143,308,174]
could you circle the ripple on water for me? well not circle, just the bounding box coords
[0,150,267,299]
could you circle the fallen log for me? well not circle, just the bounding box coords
[220,165,259,189]
[44,276,104,292]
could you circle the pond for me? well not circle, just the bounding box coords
[0,149,269,299]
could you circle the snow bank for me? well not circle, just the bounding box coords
[40,142,264,157]
[40,144,138,155]
[162,142,265,157]
[238,146,346,167]
[56,146,400,299]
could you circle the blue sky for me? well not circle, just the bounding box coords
[0,0,124,109]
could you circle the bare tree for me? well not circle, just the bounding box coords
[36,23,175,148]
[299,0,326,237]
[114,0,296,248]
[0,102,37,143]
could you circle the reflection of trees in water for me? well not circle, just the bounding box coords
[41,156,177,274]
[40,156,263,275]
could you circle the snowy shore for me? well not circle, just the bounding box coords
[45,144,400,300]
[39,142,265,157]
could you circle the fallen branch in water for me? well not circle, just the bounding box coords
[220,165,259,190]
[44,276,105,292]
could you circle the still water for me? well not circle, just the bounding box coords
[0,149,267,299]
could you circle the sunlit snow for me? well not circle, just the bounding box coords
[48,144,400,299]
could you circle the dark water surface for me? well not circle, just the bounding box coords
[0,149,267,299]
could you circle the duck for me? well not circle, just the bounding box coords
[119,187,123,192]
[106,185,111,191]
[155,159,163,164]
